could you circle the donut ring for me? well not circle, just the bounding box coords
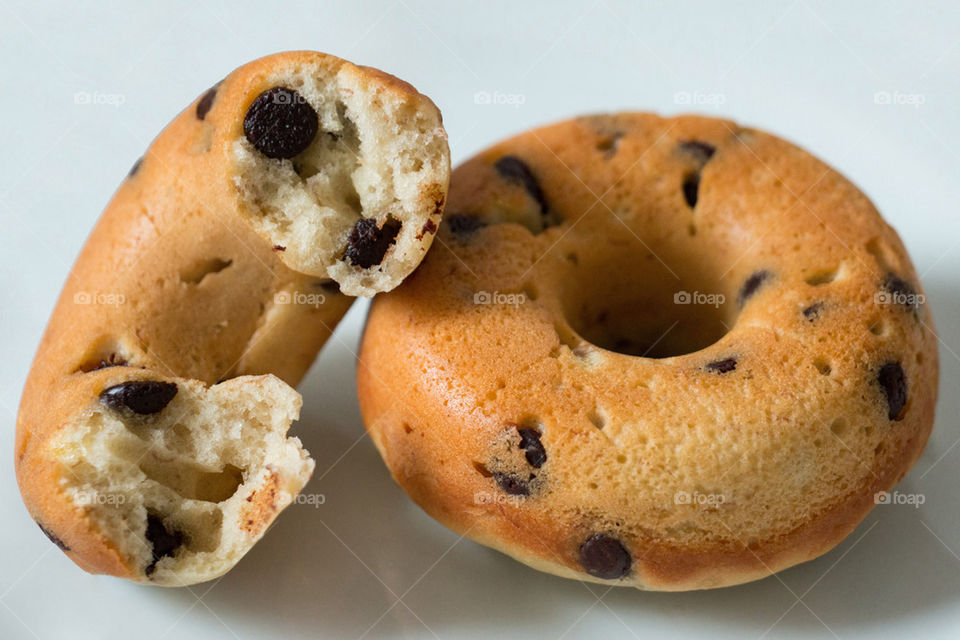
[357,113,938,590]
[16,51,448,585]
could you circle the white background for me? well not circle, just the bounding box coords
[1,1,959,638]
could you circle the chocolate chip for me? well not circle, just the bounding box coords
[493,472,530,496]
[343,217,402,268]
[877,362,907,421]
[313,279,340,293]
[678,140,716,163]
[682,173,701,208]
[883,273,921,313]
[100,381,178,415]
[128,157,142,178]
[738,270,772,307]
[243,87,318,159]
[145,513,183,576]
[517,427,546,468]
[196,85,218,120]
[705,357,737,374]
[579,533,631,579]
[272,244,286,252]
[446,214,485,237]
[803,302,824,321]
[494,156,549,216]
[37,522,69,551]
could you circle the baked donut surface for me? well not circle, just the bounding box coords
[16,51,448,585]
[357,113,938,590]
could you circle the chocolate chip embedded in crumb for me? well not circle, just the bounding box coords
[343,217,402,269]
[243,87,318,159]
[195,84,218,120]
[493,472,530,496]
[579,533,631,579]
[100,381,178,415]
[705,357,737,374]
[877,362,908,421]
[517,427,547,468]
[37,522,69,551]
[272,244,286,252]
[416,218,438,240]
[144,513,183,576]
[738,270,772,307]
[803,302,824,321]
[494,155,549,216]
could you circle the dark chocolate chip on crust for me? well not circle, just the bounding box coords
[128,157,142,178]
[803,302,824,321]
[682,173,701,208]
[343,217,402,269]
[495,155,549,216]
[493,471,531,496]
[678,140,716,164]
[877,362,908,421]
[517,427,547,468]
[446,214,486,237]
[37,522,69,551]
[145,513,183,576]
[738,270,772,307]
[705,357,737,374]
[243,87,318,159]
[195,84,218,120]
[579,533,631,579]
[100,381,178,415]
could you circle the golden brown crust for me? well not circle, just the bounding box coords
[15,52,360,579]
[357,113,938,590]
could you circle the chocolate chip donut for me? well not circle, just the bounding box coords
[16,51,448,585]
[357,113,938,590]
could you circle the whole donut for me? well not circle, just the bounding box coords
[357,113,938,590]
[16,51,449,585]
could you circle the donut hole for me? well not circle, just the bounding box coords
[560,248,735,358]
